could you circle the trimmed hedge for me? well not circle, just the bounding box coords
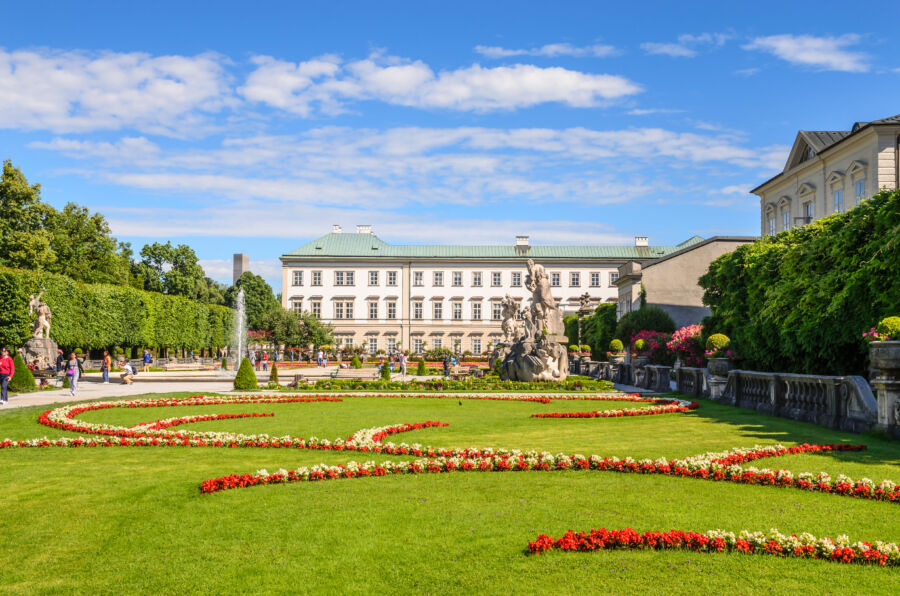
[614,306,675,343]
[0,266,232,351]
[269,363,279,385]
[416,358,426,375]
[8,353,37,393]
[233,358,258,390]
[699,189,900,375]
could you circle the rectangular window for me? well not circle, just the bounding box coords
[804,202,814,220]
[782,209,790,230]
[472,302,482,320]
[453,338,462,353]
[413,271,423,286]
[433,338,442,349]
[452,272,463,287]
[570,272,580,287]
[590,272,600,287]
[368,271,379,286]
[413,338,423,354]
[387,271,398,286]
[413,301,423,320]
[511,272,522,287]
[472,272,482,287]
[335,271,355,286]
[551,273,560,287]
[492,302,502,321]
[833,189,843,213]
[368,338,377,354]
[433,301,443,320]
[386,338,397,353]
[311,301,321,318]
[491,272,501,287]
[290,298,302,312]
[387,301,397,320]
[609,272,619,286]
[335,301,344,320]
[312,271,322,286]
[768,216,776,236]
[452,301,462,320]
[292,271,303,286]
[433,271,443,286]
[368,301,378,320]
[472,338,481,354]
[345,301,353,319]
[855,180,865,205]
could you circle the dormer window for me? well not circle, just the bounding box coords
[802,146,815,162]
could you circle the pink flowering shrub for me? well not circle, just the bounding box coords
[667,325,704,367]
[630,330,674,365]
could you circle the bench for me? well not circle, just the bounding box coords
[162,363,217,372]
[330,368,380,380]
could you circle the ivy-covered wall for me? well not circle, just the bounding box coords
[699,189,900,375]
[0,267,233,351]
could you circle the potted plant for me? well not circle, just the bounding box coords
[631,338,650,367]
[705,333,735,377]
[866,317,900,434]
[607,339,625,364]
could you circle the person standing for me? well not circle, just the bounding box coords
[399,352,407,377]
[55,349,65,372]
[262,351,269,371]
[101,350,111,384]
[0,347,14,405]
[316,349,323,367]
[65,352,83,396]
[142,349,152,372]
[442,354,450,377]
[120,360,136,384]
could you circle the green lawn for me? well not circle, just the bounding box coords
[1,391,899,594]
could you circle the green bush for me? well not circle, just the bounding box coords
[350,355,362,369]
[615,306,675,343]
[380,362,391,380]
[308,377,615,393]
[876,316,900,339]
[706,333,730,352]
[568,345,578,352]
[269,363,279,385]
[699,189,900,374]
[220,357,228,371]
[424,347,452,361]
[580,344,591,353]
[581,303,617,358]
[633,339,647,352]
[233,357,258,390]
[609,339,624,353]
[563,314,579,344]
[416,358,426,375]
[75,348,83,356]
[8,353,37,393]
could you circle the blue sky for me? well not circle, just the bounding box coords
[2,0,899,288]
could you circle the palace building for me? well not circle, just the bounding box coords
[752,113,900,236]
[280,226,706,355]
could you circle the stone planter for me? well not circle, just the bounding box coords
[707,358,735,378]
[610,355,625,365]
[869,341,900,437]
[631,356,649,368]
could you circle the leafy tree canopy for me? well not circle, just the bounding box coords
[226,271,279,330]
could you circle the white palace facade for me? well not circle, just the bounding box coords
[280,226,705,355]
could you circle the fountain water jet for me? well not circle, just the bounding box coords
[231,288,246,375]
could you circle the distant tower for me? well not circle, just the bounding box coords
[233,253,249,284]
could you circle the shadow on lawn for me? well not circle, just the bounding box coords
[671,394,900,468]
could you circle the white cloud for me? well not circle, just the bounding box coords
[626,108,684,116]
[240,54,642,114]
[0,49,233,135]
[474,43,617,59]
[742,34,869,72]
[734,67,761,76]
[641,32,732,58]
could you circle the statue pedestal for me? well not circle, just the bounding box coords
[22,337,59,365]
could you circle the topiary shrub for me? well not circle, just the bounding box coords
[380,362,391,380]
[615,306,675,342]
[580,344,591,353]
[350,355,362,369]
[269,363,279,385]
[221,357,228,371]
[568,345,578,352]
[416,358,426,375]
[75,348,83,356]
[633,339,647,353]
[233,357,258,390]
[609,339,624,353]
[876,316,900,340]
[8,353,37,393]
[706,333,731,352]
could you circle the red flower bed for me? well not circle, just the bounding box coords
[531,399,698,418]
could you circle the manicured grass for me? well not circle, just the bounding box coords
[0,391,899,594]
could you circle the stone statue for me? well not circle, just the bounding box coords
[28,290,52,339]
[498,261,569,382]
[578,292,592,313]
[500,294,519,344]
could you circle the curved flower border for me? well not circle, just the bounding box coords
[526,527,899,567]
[531,398,697,418]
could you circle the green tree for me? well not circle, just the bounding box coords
[582,303,617,357]
[615,306,675,344]
[46,203,133,285]
[0,160,56,269]
[8,353,37,393]
[138,242,205,298]
[193,277,227,305]
[226,272,279,330]
[233,357,258,390]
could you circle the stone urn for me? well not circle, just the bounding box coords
[707,357,735,378]
[869,341,900,437]
[609,354,625,364]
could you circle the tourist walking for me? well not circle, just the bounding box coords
[0,347,14,406]
[55,349,65,372]
[142,349,152,372]
[101,350,111,384]
[250,351,257,370]
[120,360,136,384]
[262,351,269,371]
[65,352,83,396]
[399,352,407,377]
[442,354,450,377]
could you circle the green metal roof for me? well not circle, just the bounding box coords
[282,233,705,260]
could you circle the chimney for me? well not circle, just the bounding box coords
[634,236,649,247]
[515,235,529,247]
[356,224,372,235]
[332,224,342,233]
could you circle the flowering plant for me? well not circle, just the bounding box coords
[705,333,736,360]
[667,324,704,367]
[862,327,890,343]
[629,330,674,365]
